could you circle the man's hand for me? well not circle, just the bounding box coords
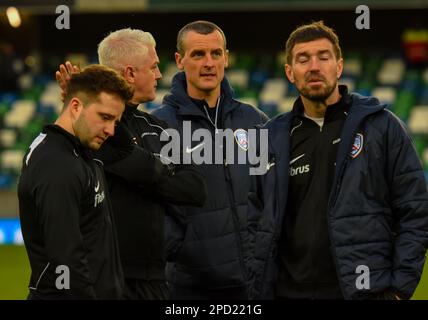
[55,61,80,101]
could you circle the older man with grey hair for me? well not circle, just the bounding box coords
[56,28,207,300]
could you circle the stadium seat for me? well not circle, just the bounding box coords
[0,174,13,189]
[3,100,36,129]
[342,58,362,77]
[0,129,17,148]
[339,78,356,92]
[259,78,287,105]
[371,87,397,105]
[39,81,62,115]
[250,70,269,89]
[408,105,428,134]
[377,58,405,86]
[17,74,34,91]
[278,96,296,113]
[0,150,25,172]
[227,69,250,90]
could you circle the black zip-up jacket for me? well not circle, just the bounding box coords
[94,104,207,281]
[153,72,268,295]
[18,125,123,299]
[277,88,351,299]
[248,90,428,299]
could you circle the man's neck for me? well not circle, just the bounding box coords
[301,87,341,118]
[187,86,221,108]
[55,116,75,137]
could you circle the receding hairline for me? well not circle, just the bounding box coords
[176,21,227,55]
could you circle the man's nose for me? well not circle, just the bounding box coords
[204,54,215,67]
[156,67,162,80]
[104,122,115,137]
[308,57,321,71]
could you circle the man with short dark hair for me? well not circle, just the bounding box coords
[248,21,428,300]
[153,20,269,299]
[18,65,132,299]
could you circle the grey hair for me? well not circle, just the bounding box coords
[97,28,156,74]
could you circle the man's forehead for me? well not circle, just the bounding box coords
[293,38,334,55]
[183,30,225,51]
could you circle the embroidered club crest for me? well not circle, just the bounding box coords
[350,133,364,158]
[234,129,248,151]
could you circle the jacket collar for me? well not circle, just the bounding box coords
[44,124,91,158]
[264,89,386,228]
[163,71,237,118]
[333,92,385,178]
[266,88,386,158]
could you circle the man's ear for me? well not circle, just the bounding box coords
[68,97,84,120]
[225,49,229,68]
[285,64,294,83]
[337,58,344,79]
[123,65,135,83]
[175,52,184,70]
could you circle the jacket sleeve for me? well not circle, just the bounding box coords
[245,127,268,299]
[34,161,96,299]
[97,144,165,186]
[164,204,187,262]
[386,114,428,299]
[146,163,207,207]
[98,144,207,207]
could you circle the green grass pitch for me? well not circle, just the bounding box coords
[0,245,427,300]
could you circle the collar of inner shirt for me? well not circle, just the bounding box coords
[293,85,352,122]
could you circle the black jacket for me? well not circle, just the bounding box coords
[18,125,123,299]
[248,92,428,299]
[153,72,269,295]
[94,104,207,280]
[277,88,351,299]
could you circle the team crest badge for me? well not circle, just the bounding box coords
[350,133,364,158]
[234,129,248,151]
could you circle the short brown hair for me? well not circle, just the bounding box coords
[176,20,227,55]
[64,64,133,107]
[285,21,342,65]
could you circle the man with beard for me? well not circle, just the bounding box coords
[18,65,132,299]
[247,21,428,300]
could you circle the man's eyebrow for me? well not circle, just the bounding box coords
[318,49,331,55]
[295,52,310,58]
[190,49,205,55]
[211,48,223,54]
[99,112,115,119]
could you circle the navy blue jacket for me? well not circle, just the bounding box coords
[248,92,428,299]
[153,72,268,294]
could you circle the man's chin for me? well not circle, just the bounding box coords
[86,141,102,151]
[300,87,334,102]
